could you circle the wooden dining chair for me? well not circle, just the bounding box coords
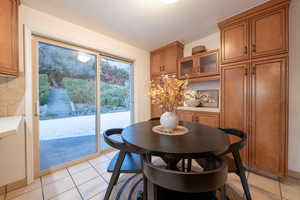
[217,128,252,200]
[103,128,142,200]
[143,156,228,200]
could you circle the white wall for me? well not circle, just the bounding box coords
[18,5,150,182]
[19,5,151,123]
[288,0,300,173]
[184,0,300,173]
[184,32,220,57]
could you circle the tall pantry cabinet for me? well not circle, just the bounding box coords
[219,0,289,177]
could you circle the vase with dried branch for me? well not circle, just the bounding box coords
[148,75,188,131]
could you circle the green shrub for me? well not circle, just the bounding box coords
[39,74,50,105]
[63,78,96,105]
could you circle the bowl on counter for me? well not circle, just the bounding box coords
[184,99,201,107]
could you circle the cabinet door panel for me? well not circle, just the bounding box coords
[221,21,249,64]
[0,0,18,75]
[195,113,220,128]
[251,58,287,176]
[163,45,179,74]
[221,64,249,165]
[251,8,287,58]
[178,111,194,122]
[151,51,162,76]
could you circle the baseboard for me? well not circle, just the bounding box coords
[288,170,300,179]
[0,178,27,195]
[0,186,5,195]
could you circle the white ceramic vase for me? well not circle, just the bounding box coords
[160,112,179,132]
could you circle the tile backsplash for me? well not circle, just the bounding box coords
[0,73,25,117]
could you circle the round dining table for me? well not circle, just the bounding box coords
[121,120,230,199]
[122,120,230,160]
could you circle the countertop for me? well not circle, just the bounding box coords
[0,116,23,138]
[177,106,220,113]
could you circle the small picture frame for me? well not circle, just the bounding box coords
[196,89,219,108]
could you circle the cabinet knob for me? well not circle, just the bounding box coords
[252,44,256,53]
[244,46,248,54]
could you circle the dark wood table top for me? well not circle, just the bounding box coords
[122,120,230,158]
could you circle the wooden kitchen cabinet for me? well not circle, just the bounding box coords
[221,63,250,165]
[219,0,290,177]
[250,57,288,176]
[219,0,290,65]
[251,8,288,59]
[220,21,249,64]
[0,0,19,76]
[178,110,220,128]
[150,41,183,76]
[178,50,219,80]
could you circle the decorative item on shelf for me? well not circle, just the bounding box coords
[196,89,219,108]
[184,90,201,107]
[148,75,188,132]
[192,45,206,55]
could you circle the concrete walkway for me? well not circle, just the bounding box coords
[40,111,131,140]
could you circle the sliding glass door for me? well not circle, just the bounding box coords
[99,57,133,150]
[32,36,134,174]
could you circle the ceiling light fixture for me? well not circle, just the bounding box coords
[159,0,178,4]
[77,52,91,63]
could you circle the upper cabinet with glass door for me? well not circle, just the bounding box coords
[178,49,219,80]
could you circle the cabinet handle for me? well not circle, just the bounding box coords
[252,44,256,53]
[252,66,256,75]
[245,68,248,76]
[244,46,248,54]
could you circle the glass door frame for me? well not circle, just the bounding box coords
[32,36,104,177]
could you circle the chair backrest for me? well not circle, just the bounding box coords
[149,117,160,121]
[219,128,247,155]
[103,128,134,152]
[143,156,228,193]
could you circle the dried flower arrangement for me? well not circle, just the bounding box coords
[148,75,188,113]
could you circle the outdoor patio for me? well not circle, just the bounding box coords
[40,111,131,170]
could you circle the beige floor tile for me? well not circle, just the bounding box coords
[68,162,92,175]
[43,176,75,200]
[78,177,107,200]
[89,155,109,167]
[93,160,110,174]
[89,191,105,200]
[42,169,70,185]
[249,185,281,200]
[9,188,43,200]
[0,195,4,200]
[100,172,112,183]
[7,179,41,200]
[105,151,117,160]
[72,167,99,186]
[280,177,300,200]
[226,173,246,197]
[248,172,281,196]
[51,188,82,200]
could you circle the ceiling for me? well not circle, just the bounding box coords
[22,0,267,51]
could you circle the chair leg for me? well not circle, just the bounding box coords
[104,151,126,200]
[232,152,252,200]
[187,158,192,172]
[220,185,227,200]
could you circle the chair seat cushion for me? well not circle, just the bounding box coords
[107,152,142,173]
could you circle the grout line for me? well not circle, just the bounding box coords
[278,179,283,200]
[40,177,45,200]
[89,160,110,184]
[66,168,84,200]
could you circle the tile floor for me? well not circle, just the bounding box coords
[1,151,300,200]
